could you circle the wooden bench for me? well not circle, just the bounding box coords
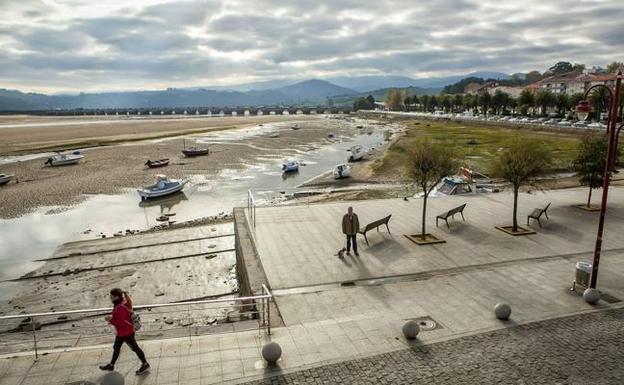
[358,215,392,246]
[527,202,551,227]
[436,203,467,228]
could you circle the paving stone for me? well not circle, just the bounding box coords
[241,308,624,385]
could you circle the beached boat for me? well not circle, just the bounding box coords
[0,173,15,186]
[44,153,84,166]
[145,159,170,168]
[348,145,367,162]
[333,163,351,179]
[182,147,209,157]
[137,175,188,200]
[282,159,299,173]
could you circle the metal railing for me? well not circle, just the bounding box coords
[247,189,257,228]
[0,284,272,360]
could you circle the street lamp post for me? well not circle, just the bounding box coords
[575,70,623,289]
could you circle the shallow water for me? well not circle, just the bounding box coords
[0,125,387,287]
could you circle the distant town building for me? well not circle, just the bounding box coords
[532,71,617,95]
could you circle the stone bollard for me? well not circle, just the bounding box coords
[494,303,512,320]
[583,288,601,305]
[402,320,420,339]
[262,342,282,364]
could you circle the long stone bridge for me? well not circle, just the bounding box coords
[3,106,353,117]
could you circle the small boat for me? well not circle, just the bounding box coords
[333,164,351,179]
[0,173,15,186]
[328,132,335,139]
[291,124,300,130]
[282,159,299,173]
[182,147,209,157]
[137,175,188,200]
[356,125,363,129]
[145,159,170,168]
[45,153,84,166]
[348,145,367,162]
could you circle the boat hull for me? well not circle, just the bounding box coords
[0,175,13,185]
[146,159,170,168]
[138,180,187,200]
[45,154,84,166]
[182,149,209,157]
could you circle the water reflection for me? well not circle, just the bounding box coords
[0,127,388,283]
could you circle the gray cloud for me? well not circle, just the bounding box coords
[0,0,622,93]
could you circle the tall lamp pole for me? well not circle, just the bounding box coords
[575,70,623,289]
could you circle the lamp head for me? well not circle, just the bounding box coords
[575,100,592,121]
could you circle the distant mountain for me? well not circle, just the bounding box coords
[408,72,510,88]
[326,72,510,92]
[0,72,512,111]
[327,76,420,92]
[0,80,359,111]
[275,79,356,99]
[193,71,511,94]
[194,79,298,92]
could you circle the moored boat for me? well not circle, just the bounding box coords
[348,145,367,162]
[0,173,15,186]
[282,159,299,173]
[137,175,188,200]
[145,159,170,168]
[44,153,84,166]
[333,163,351,179]
[182,146,209,157]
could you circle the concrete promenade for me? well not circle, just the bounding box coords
[2,187,624,384]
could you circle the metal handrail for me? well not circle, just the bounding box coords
[0,293,271,321]
[0,287,273,360]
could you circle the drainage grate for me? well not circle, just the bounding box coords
[406,316,441,331]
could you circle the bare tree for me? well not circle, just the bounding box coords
[492,137,551,232]
[405,139,458,239]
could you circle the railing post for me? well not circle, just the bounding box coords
[31,316,39,361]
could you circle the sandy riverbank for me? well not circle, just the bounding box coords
[0,114,312,155]
[0,115,364,218]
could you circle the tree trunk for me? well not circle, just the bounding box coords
[512,186,519,232]
[421,194,428,238]
[587,186,593,208]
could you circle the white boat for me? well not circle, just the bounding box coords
[44,153,84,166]
[137,175,188,200]
[0,173,15,186]
[333,164,351,179]
[348,145,367,162]
[282,159,299,173]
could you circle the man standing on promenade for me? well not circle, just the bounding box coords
[342,206,360,256]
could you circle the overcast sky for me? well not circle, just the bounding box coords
[1,0,622,93]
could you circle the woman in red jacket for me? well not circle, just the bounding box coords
[99,288,150,375]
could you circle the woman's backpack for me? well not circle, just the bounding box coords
[131,311,142,331]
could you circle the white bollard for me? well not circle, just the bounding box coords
[583,288,601,305]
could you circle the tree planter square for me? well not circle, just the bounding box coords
[495,226,536,236]
[572,204,601,212]
[404,233,446,245]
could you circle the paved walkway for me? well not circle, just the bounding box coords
[240,307,624,385]
[2,187,624,384]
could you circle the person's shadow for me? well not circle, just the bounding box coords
[97,372,126,385]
